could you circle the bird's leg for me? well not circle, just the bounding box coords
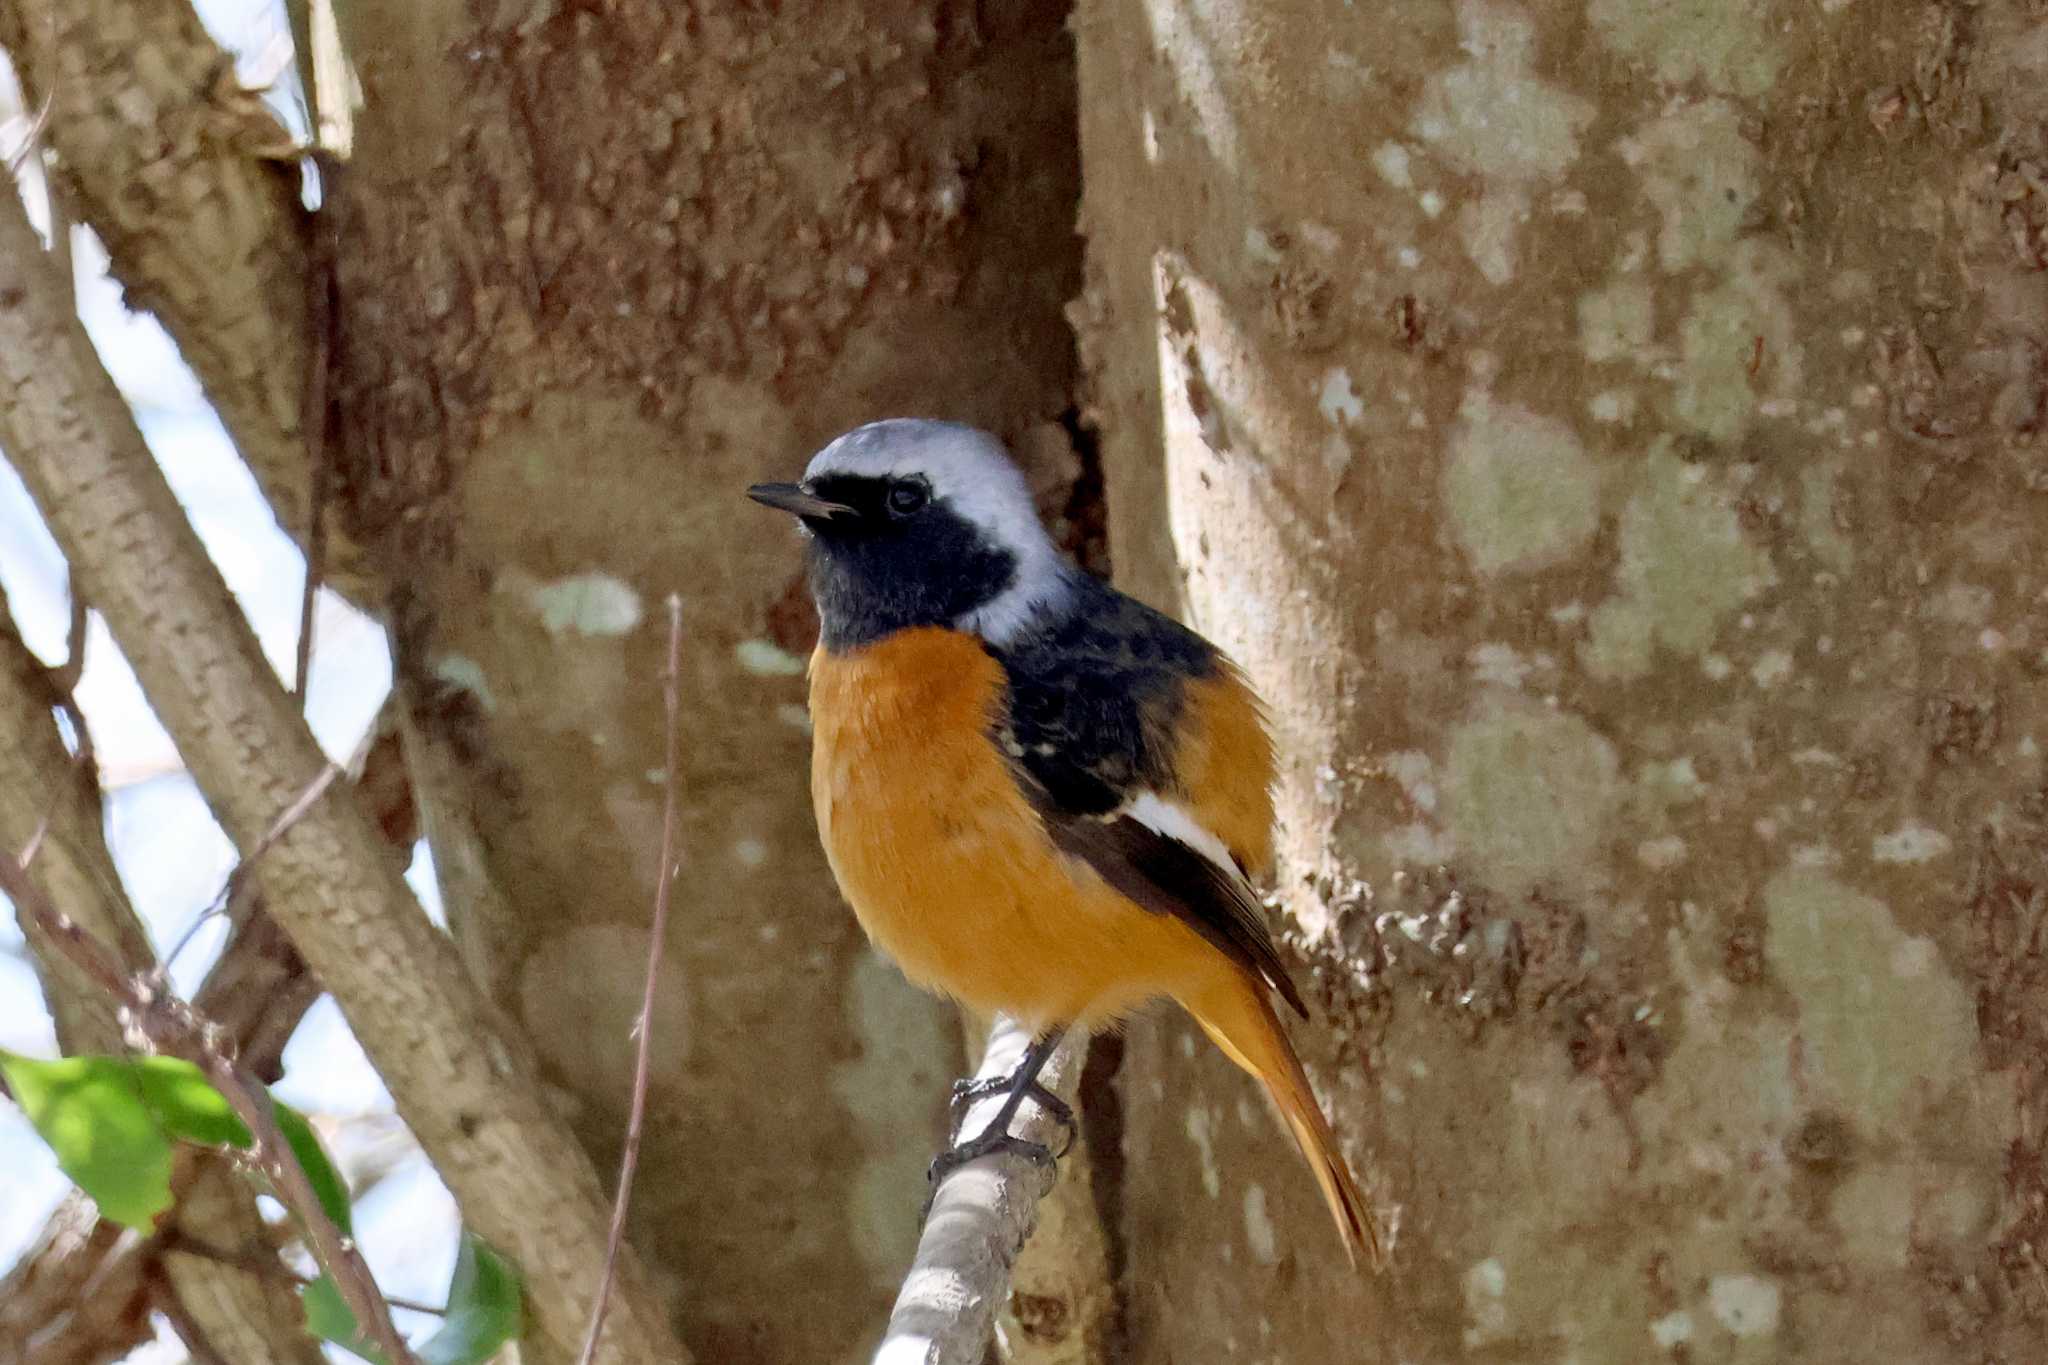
[927,1028,1070,1195]
[948,1074,1073,1149]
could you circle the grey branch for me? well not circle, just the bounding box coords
[875,1019,1086,1365]
[0,167,686,1364]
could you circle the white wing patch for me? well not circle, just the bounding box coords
[1123,792,1250,888]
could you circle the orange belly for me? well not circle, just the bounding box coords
[808,628,1214,1030]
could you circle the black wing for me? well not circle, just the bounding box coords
[989,579,1307,1018]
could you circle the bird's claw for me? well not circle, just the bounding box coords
[948,1074,1075,1156]
[921,1130,1060,1222]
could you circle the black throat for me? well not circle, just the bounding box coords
[804,475,1021,651]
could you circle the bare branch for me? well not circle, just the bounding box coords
[0,596,134,1048]
[0,622,327,1364]
[0,0,374,600]
[0,175,687,1364]
[292,152,341,705]
[0,1196,145,1363]
[165,761,341,968]
[0,844,419,1365]
[875,1020,1088,1365]
[160,1228,450,1318]
[0,795,372,1363]
[150,1259,239,1365]
[991,1041,1116,1365]
[578,594,685,1365]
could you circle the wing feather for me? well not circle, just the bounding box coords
[988,582,1305,1018]
[1040,794,1308,1018]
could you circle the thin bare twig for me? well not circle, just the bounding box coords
[158,1228,448,1317]
[4,91,54,175]
[0,842,418,1365]
[576,593,685,1365]
[163,761,341,967]
[289,455,325,704]
[874,1020,1086,1365]
[250,759,344,861]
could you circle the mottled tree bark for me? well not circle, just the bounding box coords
[1077,1,2048,1359]
[321,3,1085,1359]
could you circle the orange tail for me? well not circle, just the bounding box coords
[1185,975,1380,1269]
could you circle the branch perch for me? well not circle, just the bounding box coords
[0,161,686,1365]
[875,1019,1087,1365]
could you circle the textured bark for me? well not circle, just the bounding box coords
[1077,1,2048,1359]
[0,609,152,1052]
[0,0,371,597]
[0,179,684,1365]
[0,1198,138,1364]
[0,613,324,1364]
[321,2,1085,1358]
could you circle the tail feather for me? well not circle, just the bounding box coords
[1187,976,1381,1269]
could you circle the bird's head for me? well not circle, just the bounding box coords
[748,419,1073,651]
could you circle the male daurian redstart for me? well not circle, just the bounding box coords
[749,419,1376,1265]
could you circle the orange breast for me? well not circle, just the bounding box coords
[807,628,1215,1030]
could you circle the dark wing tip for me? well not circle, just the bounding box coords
[1047,805,1309,1020]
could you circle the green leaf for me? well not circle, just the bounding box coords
[101,1055,352,1235]
[303,1272,389,1365]
[419,1233,522,1365]
[306,1233,523,1365]
[0,1051,353,1244]
[0,1050,175,1229]
[132,1056,252,1148]
[271,1098,352,1233]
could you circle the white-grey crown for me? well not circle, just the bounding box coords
[805,419,1072,642]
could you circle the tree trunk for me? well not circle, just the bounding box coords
[1077,1,2048,1359]
[324,3,1082,1358]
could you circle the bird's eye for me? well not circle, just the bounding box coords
[886,480,930,517]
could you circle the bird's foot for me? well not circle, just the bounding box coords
[922,1127,1060,1221]
[948,1073,1075,1155]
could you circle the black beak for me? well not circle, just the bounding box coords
[746,482,856,522]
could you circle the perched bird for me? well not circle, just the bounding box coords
[748,419,1376,1264]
